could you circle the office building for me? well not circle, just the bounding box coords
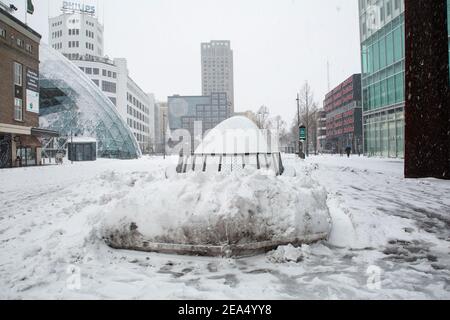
[0,6,57,168]
[168,93,230,150]
[359,0,405,157]
[324,74,363,154]
[154,101,169,154]
[201,41,234,114]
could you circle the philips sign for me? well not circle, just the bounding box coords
[62,1,96,15]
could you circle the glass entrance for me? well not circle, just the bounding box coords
[16,147,36,167]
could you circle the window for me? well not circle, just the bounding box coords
[102,69,107,76]
[16,38,24,47]
[14,98,23,121]
[102,81,117,93]
[0,27,5,38]
[25,44,32,53]
[93,68,99,75]
[85,68,92,75]
[92,79,99,86]
[386,0,392,16]
[14,62,22,86]
[68,41,79,48]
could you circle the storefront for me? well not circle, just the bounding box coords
[0,126,59,169]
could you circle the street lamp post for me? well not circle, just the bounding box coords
[162,113,167,160]
[296,94,306,159]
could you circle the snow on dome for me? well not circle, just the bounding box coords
[195,116,278,155]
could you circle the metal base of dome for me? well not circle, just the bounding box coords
[105,230,328,258]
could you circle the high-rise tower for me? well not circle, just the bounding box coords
[201,40,234,114]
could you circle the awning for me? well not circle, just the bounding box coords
[31,128,60,138]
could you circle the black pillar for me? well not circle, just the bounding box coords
[404,0,450,179]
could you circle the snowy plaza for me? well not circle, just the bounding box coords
[0,155,449,299]
[0,0,449,304]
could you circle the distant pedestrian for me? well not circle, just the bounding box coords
[345,146,352,158]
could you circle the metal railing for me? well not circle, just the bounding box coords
[176,152,285,176]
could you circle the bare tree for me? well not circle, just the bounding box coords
[270,115,289,149]
[256,105,270,129]
[293,81,319,156]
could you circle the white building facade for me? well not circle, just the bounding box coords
[201,40,234,115]
[48,9,154,153]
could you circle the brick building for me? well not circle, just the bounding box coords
[0,7,56,168]
[323,74,363,154]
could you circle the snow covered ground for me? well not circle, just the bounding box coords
[0,155,449,299]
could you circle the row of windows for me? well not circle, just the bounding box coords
[86,42,94,50]
[68,29,79,36]
[363,108,404,158]
[196,104,227,112]
[127,118,149,135]
[363,72,404,112]
[102,69,117,78]
[52,30,63,39]
[51,21,63,27]
[127,93,149,114]
[86,30,94,38]
[362,24,404,76]
[127,105,149,123]
[68,41,79,48]
[82,67,100,75]
[133,132,147,143]
[52,43,62,50]
[65,53,95,60]
[80,67,118,78]
[1,28,34,54]
[80,65,117,79]
[362,60,403,91]
[196,111,228,118]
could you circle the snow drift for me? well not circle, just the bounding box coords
[101,167,331,257]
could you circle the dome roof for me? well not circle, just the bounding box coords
[194,116,278,154]
[39,44,141,159]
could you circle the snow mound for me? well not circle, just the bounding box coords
[266,244,304,263]
[101,167,331,257]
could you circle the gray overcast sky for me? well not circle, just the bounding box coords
[11,0,361,122]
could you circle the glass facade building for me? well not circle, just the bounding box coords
[39,44,141,159]
[359,0,405,158]
[167,93,230,151]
